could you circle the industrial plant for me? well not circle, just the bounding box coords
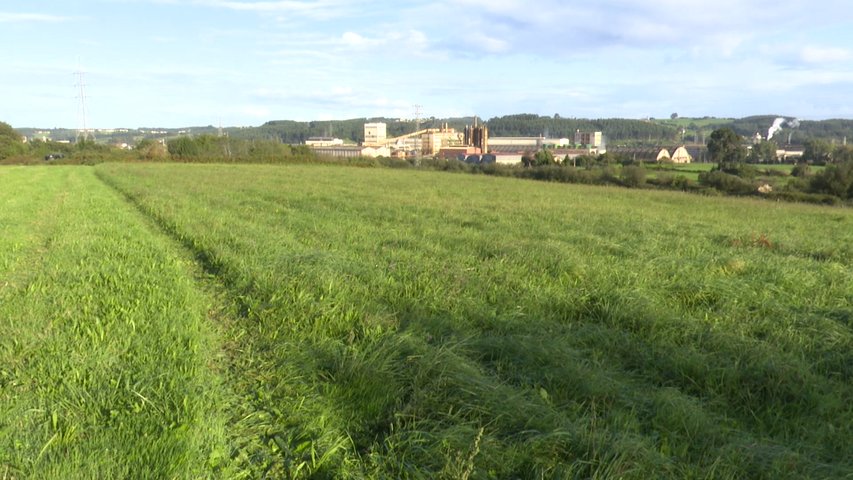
[304,119,608,166]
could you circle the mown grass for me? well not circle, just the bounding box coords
[91,163,853,478]
[0,167,231,478]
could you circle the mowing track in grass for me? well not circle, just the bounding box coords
[96,163,852,479]
[0,167,232,478]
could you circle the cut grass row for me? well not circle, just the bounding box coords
[0,167,232,478]
[93,163,853,478]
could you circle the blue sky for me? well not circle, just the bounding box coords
[2,0,852,128]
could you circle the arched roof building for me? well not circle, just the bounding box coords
[671,146,692,163]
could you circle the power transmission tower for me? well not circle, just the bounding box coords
[413,104,423,158]
[74,70,93,142]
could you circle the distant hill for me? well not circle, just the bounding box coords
[17,126,221,146]
[656,115,853,146]
[228,117,478,144]
[486,114,678,145]
[239,115,853,147]
[14,115,853,147]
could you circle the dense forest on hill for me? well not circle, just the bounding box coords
[484,114,680,144]
[12,116,853,149]
[229,115,684,145]
[234,115,853,147]
[231,117,478,144]
[659,116,853,145]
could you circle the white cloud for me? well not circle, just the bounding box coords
[0,12,73,23]
[186,0,352,19]
[421,0,852,61]
[468,33,509,54]
[799,46,852,64]
[340,31,381,48]
[338,29,430,54]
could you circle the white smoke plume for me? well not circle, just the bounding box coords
[788,118,800,129]
[767,117,786,140]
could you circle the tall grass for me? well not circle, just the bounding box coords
[94,163,853,478]
[0,167,231,478]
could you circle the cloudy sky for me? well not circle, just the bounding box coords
[2,0,852,128]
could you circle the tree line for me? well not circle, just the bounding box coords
[163,135,316,163]
[484,114,681,144]
[0,121,319,165]
[700,127,853,202]
[11,115,853,150]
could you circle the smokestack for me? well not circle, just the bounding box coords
[483,125,488,153]
[767,117,785,140]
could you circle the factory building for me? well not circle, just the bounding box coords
[305,137,344,147]
[463,124,489,152]
[364,122,387,145]
[656,146,692,164]
[347,121,607,165]
[488,137,542,148]
[311,145,391,158]
[364,122,465,156]
[574,130,604,148]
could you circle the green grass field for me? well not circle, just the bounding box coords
[2,164,852,478]
[0,167,231,477]
[649,163,825,186]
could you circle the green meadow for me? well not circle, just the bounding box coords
[2,163,851,478]
[0,167,229,477]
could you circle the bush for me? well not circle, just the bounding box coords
[762,168,788,177]
[649,172,674,187]
[599,165,618,183]
[620,165,646,188]
[785,177,810,192]
[574,155,598,168]
[766,191,841,205]
[534,149,556,166]
[376,157,414,169]
[0,121,27,160]
[791,162,811,178]
[135,139,168,161]
[515,165,574,182]
[673,175,692,191]
[809,161,853,199]
[166,135,319,163]
[698,170,756,195]
[716,162,758,179]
